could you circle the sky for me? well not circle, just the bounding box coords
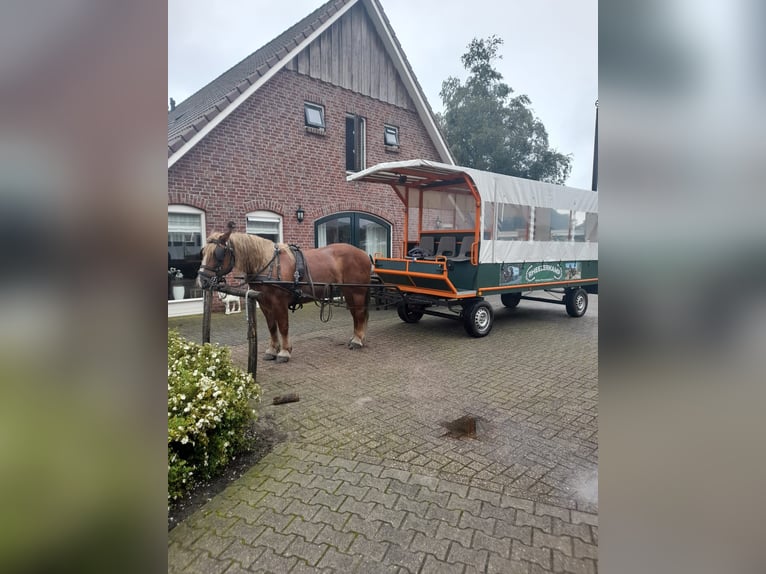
[168,0,597,189]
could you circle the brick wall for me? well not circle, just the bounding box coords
[168,69,443,257]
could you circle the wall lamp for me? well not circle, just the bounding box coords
[295,206,305,223]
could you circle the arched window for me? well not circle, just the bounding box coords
[168,205,205,303]
[315,212,390,257]
[246,210,282,243]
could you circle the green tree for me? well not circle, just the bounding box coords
[438,36,572,184]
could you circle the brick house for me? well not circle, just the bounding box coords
[168,0,453,316]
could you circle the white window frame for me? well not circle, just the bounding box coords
[246,210,283,243]
[168,205,206,317]
[345,114,366,173]
[359,117,366,170]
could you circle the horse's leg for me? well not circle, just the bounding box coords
[273,300,293,363]
[259,298,280,360]
[343,286,369,349]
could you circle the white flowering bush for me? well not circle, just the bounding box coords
[168,330,261,502]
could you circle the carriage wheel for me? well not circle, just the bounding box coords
[565,288,588,317]
[500,292,522,308]
[397,302,424,323]
[463,299,494,337]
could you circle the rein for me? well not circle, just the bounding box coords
[250,244,281,282]
[244,244,321,314]
[214,236,366,323]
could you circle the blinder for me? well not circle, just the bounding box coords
[198,238,235,284]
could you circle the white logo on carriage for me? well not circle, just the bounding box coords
[525,263,563,282]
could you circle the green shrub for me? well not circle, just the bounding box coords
[167,331,261,503]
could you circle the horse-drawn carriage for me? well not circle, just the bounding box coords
[197,159,597,364]
[348,159,598,337]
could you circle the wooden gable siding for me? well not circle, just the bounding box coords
[285,2,413,110]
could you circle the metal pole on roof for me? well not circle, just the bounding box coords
[591,99,598,192]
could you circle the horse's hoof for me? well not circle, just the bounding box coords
[264,353,277,361]
[276,355,290,363]
[348,341,363,350]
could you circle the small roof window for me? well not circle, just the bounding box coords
[384,125,399,147]
[304,103,325,129]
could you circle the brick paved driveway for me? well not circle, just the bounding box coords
[169,294,598,573]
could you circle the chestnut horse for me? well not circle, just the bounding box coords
[197,224,372,362]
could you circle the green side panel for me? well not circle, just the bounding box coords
[375,259,407,271]
[375,259,446,276]
[407,261,446,275]
[581,260,598,279]
[446,260,478,290]
[476,264,502,288]
[410,277,452,292]
[375,259,449,291]
[374,271,411,287]
[476,260,599,291]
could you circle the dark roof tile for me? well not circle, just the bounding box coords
[168,0,452,163]
[179,127,195,142]
[168,0,353,145]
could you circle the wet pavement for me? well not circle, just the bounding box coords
[169,293,598,573]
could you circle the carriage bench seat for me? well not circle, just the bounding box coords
[446,235,475,262]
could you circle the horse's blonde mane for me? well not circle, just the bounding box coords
[224,232,294,274]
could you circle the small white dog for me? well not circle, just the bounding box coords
[218,291,241,314]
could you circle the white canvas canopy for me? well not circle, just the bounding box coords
[349,159,598,264]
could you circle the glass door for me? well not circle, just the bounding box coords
[316,212,390,257]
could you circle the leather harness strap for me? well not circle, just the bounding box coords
[287,245,312,311]
[245,244,315,312]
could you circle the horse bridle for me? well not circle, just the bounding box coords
[197,238,235,285]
